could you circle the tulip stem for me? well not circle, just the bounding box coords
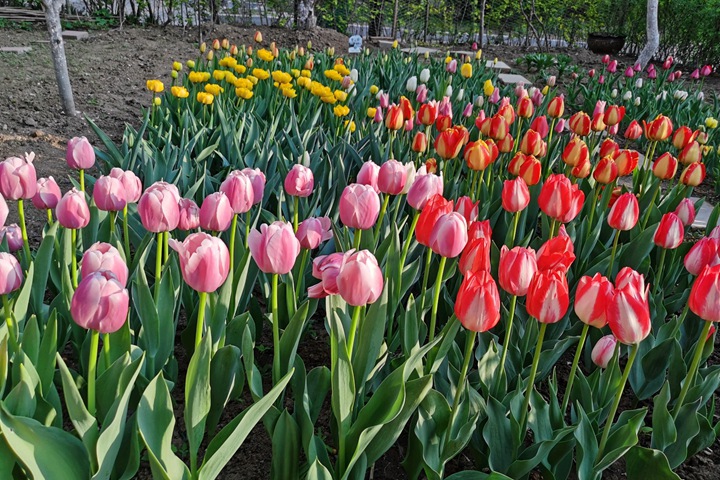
[520,322,547,428]
[163,231,169,264]
[513,118,523,153]
[374,194,391,244]
[670,303,690,339]
[293,196,299,233]
[71,229,78,289]
[586,185,599,231]
[596,342,639,462]
[510,210,521,247]
[17,199,31,265]
[673,320,713,419]
[103,333,111,368]
[122,205,131,262]
[419,248,433,318]
[271,273,281,384]
[229,214,238,270]
[154,233,163,301]
[195,291,208,350]
[108,211,116,238]
[245,211,252,248]
[654,248,667,298]
[428,256,447,343]
[499,294,517,380]
[346,305,362,359]
[87,329,99,417]
[548,218,557,239]
[294,249,309,299]
[607,229,620,278]
[399,212,420,274]
[641,183,661,230]
[46,208,53,225]
[2,294,19,354]
[79,169,85,193]
[352,229,362,250]
[562,322,590,414]
[443,329,477,450]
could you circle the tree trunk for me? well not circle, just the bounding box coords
[43,0,76,117]
[636,0,659,69]
[478,0,486,47]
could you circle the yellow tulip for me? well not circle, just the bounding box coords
[483,79,494,96]
[334,105,350,117]
[196,92,214,105]
[186,60,196,69]
[367,107,377,118]
[146,79,164,93]
[334,90,348,102]
[252,68,270,80]
[153,97,161,106]
[213,70,227,81]
[370,85,379,95]
[258,49,274,62]
[706,117,718,129]
[236,87,253,100]
[460,63,472,79]
[171,86,189,98]
[542,85,549,95]
[172,61,182,71]
[204,84,224,96]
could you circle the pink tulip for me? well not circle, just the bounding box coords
[459,237,491,275]
[285,164,314,197]
[598,75,605,84]
[249,222,300,274]
[404,117,415,131]
[685,237,718,276]
[462,103,473,118]
[296,217,332,249]
[0,252,23,294]
[379,92,389,109]
[70,271,129,334]
[0,194,6,227]
[488,89,500,104]
[374,107,384,123]
[690,69,700,80]
[648,68,657,80]
[93,175,127,212]
[574,273,614,328]
[555,119,566,133]
[607,60,617,73]
[429,212,468,258]
[438,97,453,117]
[199,192,234,232]
[701,65,712,77]
[592,335,617,368]
[416,84,428,103]
[220,170,254,214]
[336,249,384,306]
[601,55,610,65]
[588,69,596,78]
[138,182,181,233]
[674,198,696,226]
[240,168,266,205]
[498,246,537,296]
[81,242,128,286]
[308,252,344,298]
[178,198,200,231]
[339,183,381,230]
[407,172,443,210]
[108,168,143,203]
[378,160,407,195]
[593,100,607,117]
[446,59,457,74]
[66,137,96,170]
[634,63,641,72]
[531,89,544,107]
[0,154,37,200]
[624,66,634,78]
[56,188,90,230]
[32,177,61,210]
[170,232,230,292]
[357,161,380,192]
[0,224,22,252]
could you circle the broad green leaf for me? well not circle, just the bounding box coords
[206,345,242,435]
[651,382,676,451]
[185,334,212,473]
[626,447,680,480]
[270,409,300,480]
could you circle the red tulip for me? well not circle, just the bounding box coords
[569,112,591,136]
[575,273,614,328]
[412,132,428,153]
[689,265,720,322]
[571,155,591,179]
[547,96,565,118]
[518,155,542,186]
[538,174,573,221]
[536,229,575,272]
[498,103,516,125]
[488,115,509,140]
[607,193,639,231]
[468,219,492,241]
[679,141,702,165]
[248,222,301,275]
[502,177,530,213]
[434,126,467,160]
[674,198,696,226]
[435,115,452,132]
[654,212,684,249]
[459,237,491,275]
[561,136,589,168]
[517,96,534,118]
[530,116,549,138]
[652,153,678,180]
[607,268,651,345]
[497,133,514,153]
[519,129,543,156]
[336,249,384,306]
[673,126,696,150]
[464,140,493,171]
[615,150,639,176]
[429,212,468,258]
[645,115,674,141]
[591,112,606,132]
[399,96,415,120]
[685,238,719,276]
[498,245,537,296]
[624,121,643,140]
[603,105,625,126]
[557,185,585,223]
[662,56,673,70]
[71,271,129,334]
[455,196,478,224]
[418,102,438,126]
[680,162,706,186]
[508,153,526,176]
[593,157,619,184]
[599,138,620,159]
[0,252,22,295]
[454,270,501,332]
[385,104,405,130]
[592,335,617,368]
[415,194,453,247]
[339,184,381,230]
[526,269,570,324]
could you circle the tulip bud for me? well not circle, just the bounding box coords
[679,141,702,165]
[0,252,23,294]
[607,267,651,345]
[615,150,639,176]
[575,273,614,328]
[607,193,639,231]
[93,175,127,212]
[680,162,706,186]
[32,176,61,210]
[501,176,530,213]
[593,156,619,184]
[339,184,381,230]
[429,212,468,258]
[685,238,718,276]
[454,270,501,332]
[248,222,300,275]
[57,188,91,230]
[0,224,22,252]
[527,269,570,324]
[592,335,617,368]
[285,164,314,197]
[336,250,384,306]
[177,198,200,231]
[199,192,234,232]
[674,198,696,226]
[71,271,129,333]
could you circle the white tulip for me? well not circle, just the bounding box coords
[622,91,632,101]
[455,88,464,101]
[475,95,484,108]
[350,69,358,83]
[406,76,418,92]
[611,88,618,98]
[634,97,641,106]
[420,68,431,83]
[445,85,453,97]
[635,78,643,88]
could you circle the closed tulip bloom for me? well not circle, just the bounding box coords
[654,212,684,249]
[591,112,606,132]
[547,95,565,118]
[416,84,428,103]
[519,155,542,186]
[429,212,468,258]
[454,270,501,332]
[571,155,591,179]
[557,185,585,223]
[459,237,491,275]
[66,137,96,170]
[0,224,22,252]
[517,96,534,118]
[685,238,719,276]
[607,193,639,231]
[624,120,643,140]
[71,271,129,334]
[645,115,674,141]
[0,195,7,227]
[32,176,61,210]
[296,217,332,249]
[497,133,515,153]
[308,252,344,298]
[435,114,452,132]
[569,112,591,136]
[536,230,575,272]
[488,115,509,140]
[418,102,438,126]
[378,160,407,195]
[519,129,543,156]
[538,174,573,221]
[220,171,254,214]
[599,138,620,159]
[170,232,230,293]
[592,335,617,368]
[561,136,588,167]
[240,168,266,205]
[178,198,200,231]
[575,273,614,327]
[434,126,467,160]
[530,116,549,138]
[57,188,91,230]
[455,196,479,224]
[680,162,706,186]
[248,222,300,275]
[199,192,234,232]
[499,245,538,296]
[412,132,428,153]
[357,161,380,193]
[0,155,37,200]
[593,156,619,184]
[336,249,384,306]
[679,141,702,165]
[468,219,491,241]
[93,175,127,212]
[81,242,128,286]
[108,168,143,204]
[673,126,696,150]
[652,153,678,180]
[689,265,720,322]
[385,104,405,130]
[138,183,181,233]
[603,105,625,126]
[701,65,712,76]
[339,183,381,230]
[674,198,696,226]
[615,149,640,176]
[526,269,570,324]
[0,252,23,294]
[416,194,453,247]
[407,173,443,210]
[464,140,492,171]
[607,269,651,344]
[502,177,530,213]
[285,164,314,197]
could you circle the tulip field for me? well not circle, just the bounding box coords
[2,34,720,480]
